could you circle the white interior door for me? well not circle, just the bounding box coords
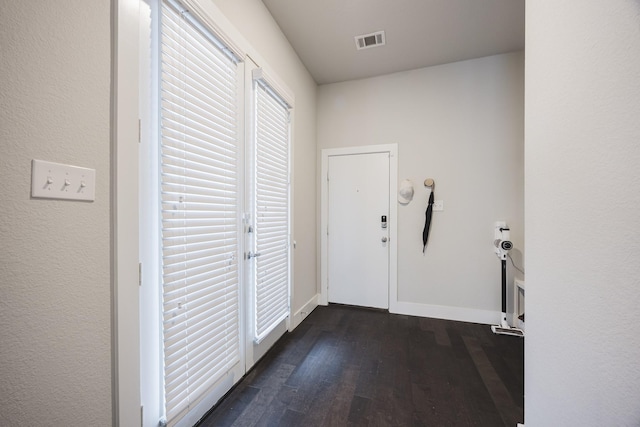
[327,152,390,309]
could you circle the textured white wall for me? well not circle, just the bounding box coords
[212,0,318,315]
[318,52,524,322]
[525,1,640,425]
[0,1,112,426]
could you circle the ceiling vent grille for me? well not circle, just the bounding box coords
[355,30,386,50]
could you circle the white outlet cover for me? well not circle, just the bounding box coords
[31,159,96,201]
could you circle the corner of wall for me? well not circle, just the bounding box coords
[290,293,320,331]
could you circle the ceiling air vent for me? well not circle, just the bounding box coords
[355,30,386,50]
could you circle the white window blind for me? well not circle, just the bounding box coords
[253,78,291,342]
[159,1,241,425]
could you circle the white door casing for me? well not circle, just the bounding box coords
[114,0,141,425]
[320,144,398,311]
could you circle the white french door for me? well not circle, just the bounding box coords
[156,1,244,425]
[244,63,292,367]
[139,2,292,426]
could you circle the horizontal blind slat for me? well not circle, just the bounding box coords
[253,82,290,342]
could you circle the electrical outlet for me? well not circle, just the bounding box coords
[433,200,444,211]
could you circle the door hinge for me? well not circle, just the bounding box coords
[138,262,142,286]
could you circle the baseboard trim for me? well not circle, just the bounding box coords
[289,293,319,331]
[391,301,499,325]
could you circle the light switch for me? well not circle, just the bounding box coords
[31,159,96,201]
[433,200,444,211]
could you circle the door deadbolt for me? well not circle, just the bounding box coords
[381,237,388,243]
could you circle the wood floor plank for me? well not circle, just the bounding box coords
[298,379,338,425]
[229,363,296,427]
[199,385,260,427]
[463,335,523,427]
[348,395,373,423]
[197,305,523,427]
[276,409,305,427]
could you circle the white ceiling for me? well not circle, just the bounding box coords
[261,0,525,85]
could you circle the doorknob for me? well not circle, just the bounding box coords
[381,237,388,243]
[247,251,261,259]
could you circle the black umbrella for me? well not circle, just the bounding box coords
[422,190,434,253]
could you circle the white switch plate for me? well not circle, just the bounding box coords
[31,159,96,201]
[433,200,444,211]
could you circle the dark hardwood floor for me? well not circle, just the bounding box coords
[199,304,524,427]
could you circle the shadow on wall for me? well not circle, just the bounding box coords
[509,248,525,280]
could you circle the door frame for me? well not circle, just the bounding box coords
[112,0,141,425]
[320,144,398,312]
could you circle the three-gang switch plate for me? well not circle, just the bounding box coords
[31,159,96,201]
